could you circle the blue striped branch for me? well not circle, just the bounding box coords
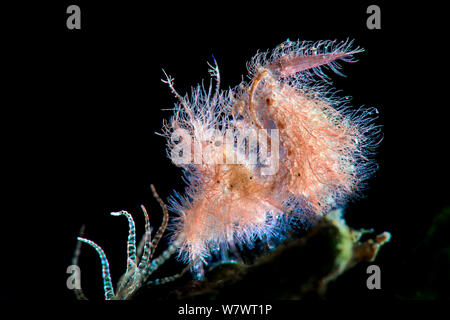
[77,237,115,300]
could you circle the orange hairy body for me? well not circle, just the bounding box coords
[243,71,361,215]
[163,39,379,265]
[175,160,283,262]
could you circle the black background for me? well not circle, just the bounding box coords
[3,0,449,310]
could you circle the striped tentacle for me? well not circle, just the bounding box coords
[110,210,137,271]
[146,261,192,286]
[137,204,152,271]
[77,237,115,300]
[143,237,182,279]
[148,184,169,260]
